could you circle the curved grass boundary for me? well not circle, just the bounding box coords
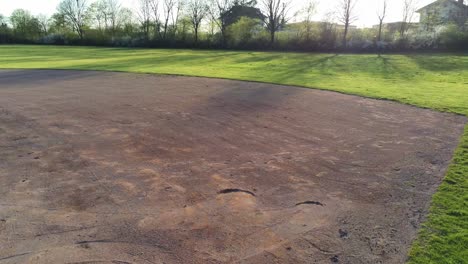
[0,45,467,263]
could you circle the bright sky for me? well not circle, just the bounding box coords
[0,0,436,27]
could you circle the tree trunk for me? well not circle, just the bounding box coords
[145,22,150,41]
[221,26,226,47]
[342,22,348,47]
[78,27,84,40]
[270,30,275,45]
[399,23,406,38]
[163,16,169,39]
[378,21,383,42]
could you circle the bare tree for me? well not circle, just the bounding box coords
[37,14,50,35]
[161,0,178,39]
[338,0,358,47]
[178,15,191,41]
[300,0,317,41]
[149,0,161,37]
[58,0,89,39]
[188,0,208,45]
[90,0,119,34]
[171,0,183,36]
[97,0,110,30]
[106,0,121,35]
[377,0,387,42]
[89,1,105,32]
[260,0,291,45]
[320,10,338,48]
[137,0,152,40]
[119,7,135,35]
[400,0,417,38]
[208,0,233,46]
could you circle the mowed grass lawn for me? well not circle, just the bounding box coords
[1,45,467,263]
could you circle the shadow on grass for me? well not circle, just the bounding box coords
[252,54,339,84]
[404,54,468,72]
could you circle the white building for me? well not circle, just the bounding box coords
[416,0,468,27]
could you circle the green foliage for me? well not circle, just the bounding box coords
[221,3,265,28]
[49,13,71,34]
[226,17,264,48]
[1,3,467,51]
[0,14,12,43]
[0,14,7,32]
[9,9,42,39]
[440,24,468,50]
[0,46,467,263]
[318,21,338,49]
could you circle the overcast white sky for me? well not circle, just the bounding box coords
[0,0,436,27]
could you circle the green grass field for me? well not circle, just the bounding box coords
[1,45,467,263]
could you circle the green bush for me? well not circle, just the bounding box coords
[439,24,468,50]
[226,17,265,49]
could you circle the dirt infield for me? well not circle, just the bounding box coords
[0,70,465,264]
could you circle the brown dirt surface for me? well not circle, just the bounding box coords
[0,70,466,264]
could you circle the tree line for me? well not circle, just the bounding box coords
[0,0,467,51]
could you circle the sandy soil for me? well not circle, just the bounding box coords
[0,70,465,264]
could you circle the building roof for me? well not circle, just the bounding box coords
[416,0,468,13]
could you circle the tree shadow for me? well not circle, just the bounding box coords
[54,51,242,72]
[187,79,303,123]
[0,70,102,88]
[375,54,399,78]
[403,54,468,72]
[253,54,339,84]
